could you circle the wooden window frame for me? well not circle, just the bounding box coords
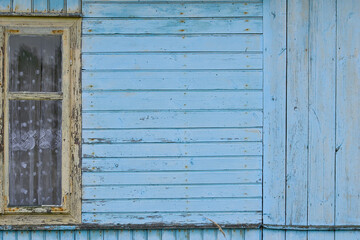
[0,17,81,225]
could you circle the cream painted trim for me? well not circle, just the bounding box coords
[0,17,82,225]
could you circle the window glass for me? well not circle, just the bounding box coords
[9,100,62,206]
[9,35,62,92]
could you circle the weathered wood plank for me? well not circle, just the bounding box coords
[83,184,262,200]
[83,53,262,70]
[83,111,262,129]
[83,198,261,213]
[262,0,286,225]
[83,171,262,185]
[45,231,59,240]
[67,0,80,13]
[82,71,263,91]
[82,212,262,225]
[83,19,262,34]
[73,231,87,240]
[148,230,162,240]
[244,229,260,240]
[0,0,10,12]
[285,231,307,240]
[103,230,117,240]
[308,231,334,240]
[83,34,262,53]
[49,0,64,12]
[262,230,285,240]
[82,157,262,172]
[13,0,31,12]
[33,0,47,12]
[83,142,262,158]
[83,128,262,144]
[3,231,16,240]
[83,3,262,18]
[286,0,309,226]
[308,0,336,226]
[336,0,360,225]
[83,91,262,111]
[335,231,360,240]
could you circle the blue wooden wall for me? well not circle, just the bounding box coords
[81,0,263,227]
[0,0,80,14]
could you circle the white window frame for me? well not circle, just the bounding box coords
[0,17,81,225]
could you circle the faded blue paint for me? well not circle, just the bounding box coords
[81,0,264,226]
[0,0,81,14]
[0,0,359,238]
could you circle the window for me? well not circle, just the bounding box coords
[0,17,81,225]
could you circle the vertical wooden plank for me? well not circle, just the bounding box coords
[189,229,202,240]
[132,230,147,240]
[308,231,335,240]
[336,0,360,226]
[49,0,64,12]
[161,230,176,240]
[60,231,74,240]
[217,229,231,240]
[89,230,103,240]
[335,231,360,240]
[31,231,45,240]
[231,229,245,240]
[244,229,260,240]
[46,231,60,240]
[285,231,307,240]
[263,0,287,226]
[2,232,16,240]
[286,0,310,226]
[147,230,161,240]
[0,0,11,12]
[262,230,285,240]
[175,230,190,240]
[104,230,117,240]
[67,0,80,13]
[33,0,47,12]
[17,231,30,240]
[12,0,31,12]
[308,0,336,226]
[118,230,131,240]
[202,229,216,240]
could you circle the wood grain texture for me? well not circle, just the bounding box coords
[83,2,262,18]
[286,0,309,226]
[262,0,286,225]
[335,0,360,225]
[308,0,336,226]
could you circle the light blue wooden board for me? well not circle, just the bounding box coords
[83,3,262,18]
[82,156,262,172]
[103,230,117,240]
[83,19,262,34]
[83,198,261,212]
[83,0,263,2]
[49,0,64,12]
[308,231,335,240]
[262,0,286,225]
[83,184,262,200]
[336,0,360,225]
[83,111,262,129]
[83,91,262,111]
[17,231,30,240]
[244,229,261,240]
[13,0,31,12]
[83,128,262,144]
[67,0,80,13]
[83,142,262,158]
[83,53,262,70]
[3,232,16,240]
[308,0,336,226]
[0,0,10,12]
[286,0,309,226]
[83,34,262,53]
[82,71,263,91]
[82,212,262,225]
[33,0,47,12]
[83,170,262,185]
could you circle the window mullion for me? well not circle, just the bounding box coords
[8,92,63,100]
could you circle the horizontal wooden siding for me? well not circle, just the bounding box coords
[82,0,263,226]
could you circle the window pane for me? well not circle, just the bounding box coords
[9,35,62,92]
[9,100,62,206]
